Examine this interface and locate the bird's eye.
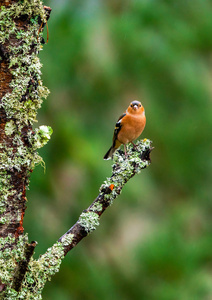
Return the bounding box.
[131,104,133,107]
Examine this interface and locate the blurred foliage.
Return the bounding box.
[24,0,212,299]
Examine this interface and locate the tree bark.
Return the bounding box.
[0,0,51,241]
[0,1,52,298]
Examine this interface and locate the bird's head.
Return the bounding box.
[127,100,145,115]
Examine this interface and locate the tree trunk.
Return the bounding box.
[0,1,52,298]
[0,0,51,239]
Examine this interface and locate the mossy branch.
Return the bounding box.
[20,140,153,298]
[42,139,153,258]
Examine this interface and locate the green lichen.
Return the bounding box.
[18,242,65,299]
[0,1,47,44]
[0,172,15,221]
[0,234,29,289]
[0,140,43,172]
[31,125,53,149]
[4,120,16,136]
[0,237,65,299]
[37,242,64,277]
[60,233,74,246]
[90,202,103,212]
[78,211,100,233]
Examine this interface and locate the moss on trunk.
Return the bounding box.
[0,1,52,298]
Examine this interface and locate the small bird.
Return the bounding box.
[104,100,146,160]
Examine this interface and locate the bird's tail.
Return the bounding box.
[103,146,116,160]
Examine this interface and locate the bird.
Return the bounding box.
[104,100,146,160]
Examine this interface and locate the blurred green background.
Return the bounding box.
[25,0,212,299]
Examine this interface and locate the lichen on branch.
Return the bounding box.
[12,139,152,300]
[58,139,153,255]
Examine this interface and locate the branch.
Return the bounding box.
[13,140,153,297]
[38,139,153,264]
[12,241,37,292]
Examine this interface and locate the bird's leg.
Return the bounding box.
[131,141,137,149]
[124,144,128,158]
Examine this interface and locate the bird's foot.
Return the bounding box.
[131,142,138,150]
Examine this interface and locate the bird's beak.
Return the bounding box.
[133,105,138,110]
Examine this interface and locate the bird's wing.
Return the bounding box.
[112,113,126,145]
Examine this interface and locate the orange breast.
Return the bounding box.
[117,113,146,144]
